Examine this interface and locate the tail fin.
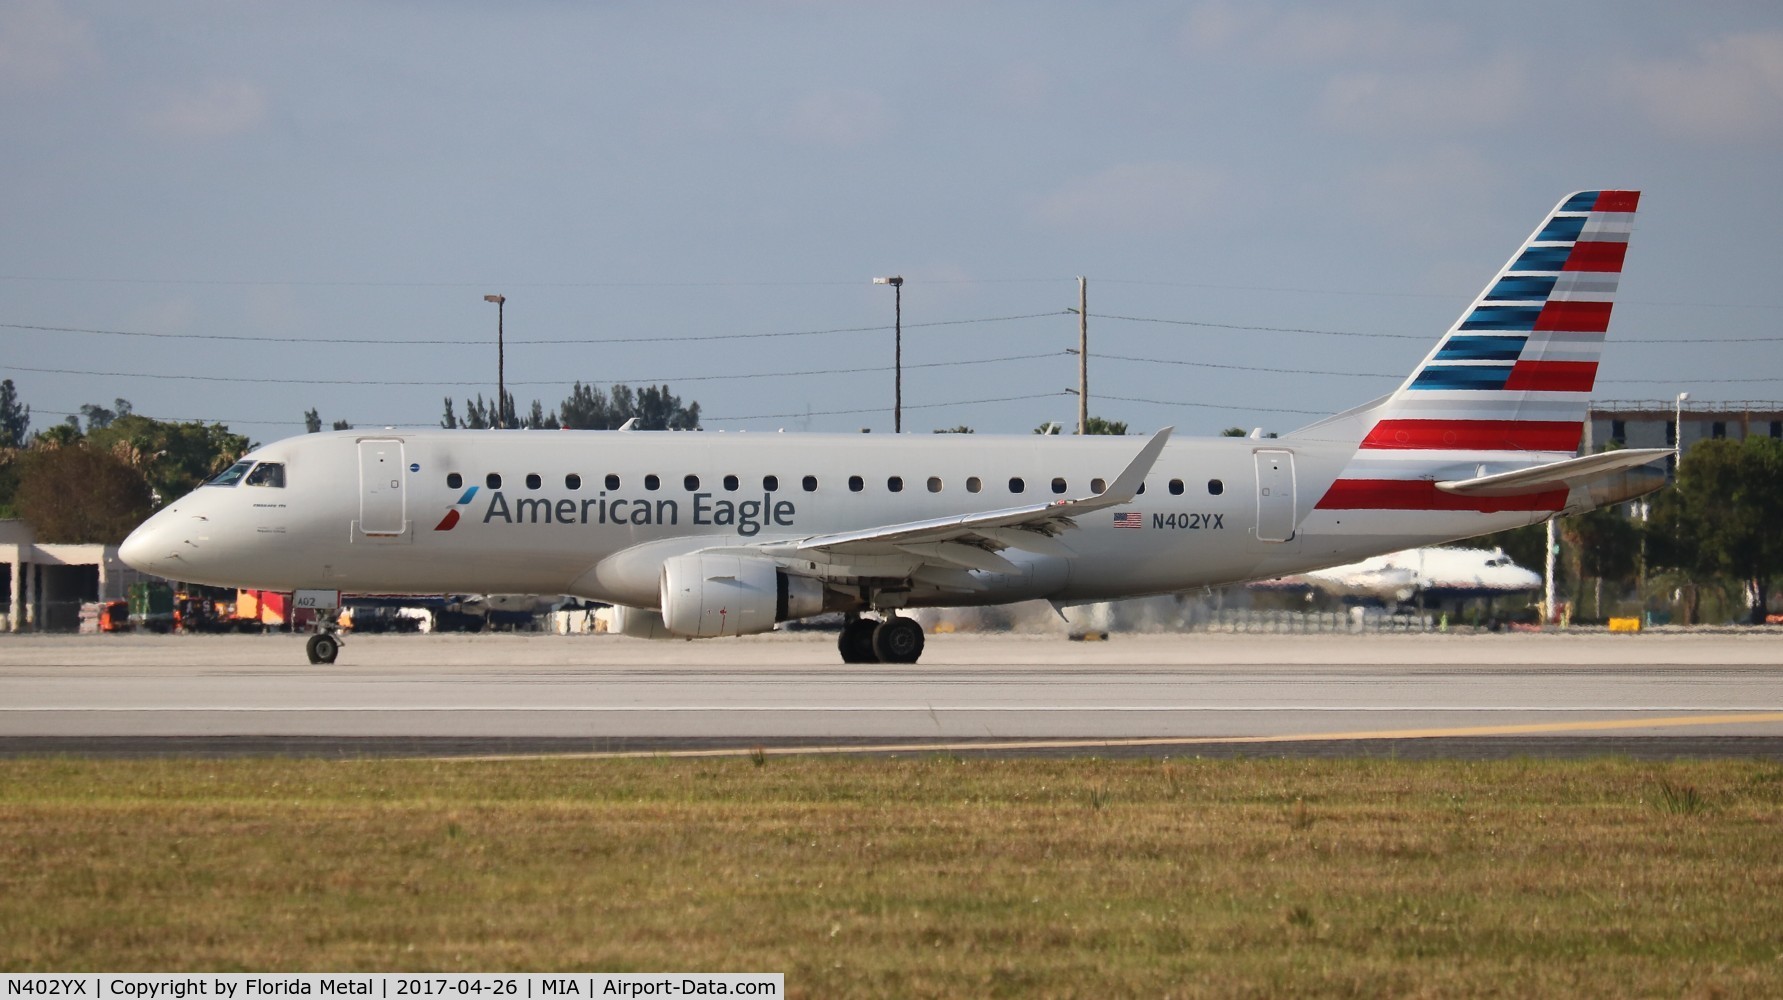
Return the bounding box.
[1315,190,1640,513]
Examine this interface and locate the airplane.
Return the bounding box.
[119,190,1672,665]
[1250,546,1542,607]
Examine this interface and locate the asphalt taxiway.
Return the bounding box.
[1,631,1779,758]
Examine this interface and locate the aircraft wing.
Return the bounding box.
[1435,447,1672,498]
[757,428,1171,580]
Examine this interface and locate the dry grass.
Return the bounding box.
[2,755,1782,997]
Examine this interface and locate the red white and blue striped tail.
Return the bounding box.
[1315,190,1639,514]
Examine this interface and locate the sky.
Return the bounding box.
[4,1,1782,443]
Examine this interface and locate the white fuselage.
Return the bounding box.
[119,427,1547,611]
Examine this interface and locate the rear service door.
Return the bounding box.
[357,438,407,535]
[1254,449,1297,543]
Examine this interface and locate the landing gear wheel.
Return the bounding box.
[871,616,925,664]
[306,633,340,665]
[839,618,879,663]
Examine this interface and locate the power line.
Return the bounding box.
[5,352,1062,389]
[0,311,1066,346]
[1097,393,1328,416]
[703,393,1065,422]
[1097,352,1393,379]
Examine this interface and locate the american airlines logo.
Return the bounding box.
[450,490,797,537]
[433,486,479,531]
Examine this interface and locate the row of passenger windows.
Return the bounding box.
[447,470,1226,497]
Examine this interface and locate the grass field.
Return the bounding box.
[2,755,1781,997]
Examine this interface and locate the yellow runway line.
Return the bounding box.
[424,711,1783,762]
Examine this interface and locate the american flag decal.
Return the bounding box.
[1113,511,1143,529]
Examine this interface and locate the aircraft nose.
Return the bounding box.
[119,513,180,575]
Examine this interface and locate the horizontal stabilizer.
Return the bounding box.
[1436,448,1671,498]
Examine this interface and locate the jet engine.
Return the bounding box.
[660,554,825,637]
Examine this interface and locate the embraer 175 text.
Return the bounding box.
[120,191,1671,664]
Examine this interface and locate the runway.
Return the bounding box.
[1,631,1780,757]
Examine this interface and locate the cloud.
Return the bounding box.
[0,0,96,91]
[1182,1,1460,64]
[1344,145,1502,247]
[1616,32,1783,138]
[781,89,889,146]
[1318,56,1528,133]
[141,79,268,139]
[1035,162,1226,233]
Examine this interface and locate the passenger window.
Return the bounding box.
[887,476,903,493]
[849,475,864,493]
[1051,477,1067,495]
[645,475,660,491]
[802,475,818,492]
[606,474,620,490]
[764,475,779,492]
[526,473,542,490]
[565,474,581,490]
[447,472,463,490]
[1136,483,1146,495]
[1208,479,1224,496]
[1009,477,1025,494]
[207,461,254,487]
[723,474,739,491]
[684,474,700,491]
[1091,478,1106,493]
[927,477,942,493]
[967,477,982,493]
[1169,479,1184,496]
[486,473,502,490]
[245,463,285,488]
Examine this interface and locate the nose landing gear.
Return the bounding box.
[305,630,341,664]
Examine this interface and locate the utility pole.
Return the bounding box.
[1544,516,1557,627]
[1067,278,1090,434]
[484,294,506,429]
[873,276,904,432]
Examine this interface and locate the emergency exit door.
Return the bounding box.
[1254,449,1297,543]
[358,439,406,535]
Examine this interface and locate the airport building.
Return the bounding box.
[1583,400,1783,474]
[0,520,145,632]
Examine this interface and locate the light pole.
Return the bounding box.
[873,276,903,432]
[485,294,506,428]
[1674,391,1690,476]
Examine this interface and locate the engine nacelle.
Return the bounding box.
[660,554,825,637]
[603,604,675,640]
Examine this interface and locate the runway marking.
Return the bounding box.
[427,712,1783,761]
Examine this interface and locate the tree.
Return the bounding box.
[85,414,251,505]
[1220,427,1248,437]
[933,425,974,434]
[1561,505,1641,619]
[78,398,131,431]
[1036,415,1126,435]
[331,419,353,431]
[0,379,29,447]
[304,408,323,434]
[1648,436,1783,623]
[13,445,154,543]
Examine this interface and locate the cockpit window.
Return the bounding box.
[207,461,254,487]
[245,462,286,488]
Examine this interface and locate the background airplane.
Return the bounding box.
[1251,546,1541,608]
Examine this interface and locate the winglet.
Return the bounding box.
[1082,426,1172,506]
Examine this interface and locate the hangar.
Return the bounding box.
[0,520,145,632]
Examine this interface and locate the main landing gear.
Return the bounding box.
[838,613,925,664]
